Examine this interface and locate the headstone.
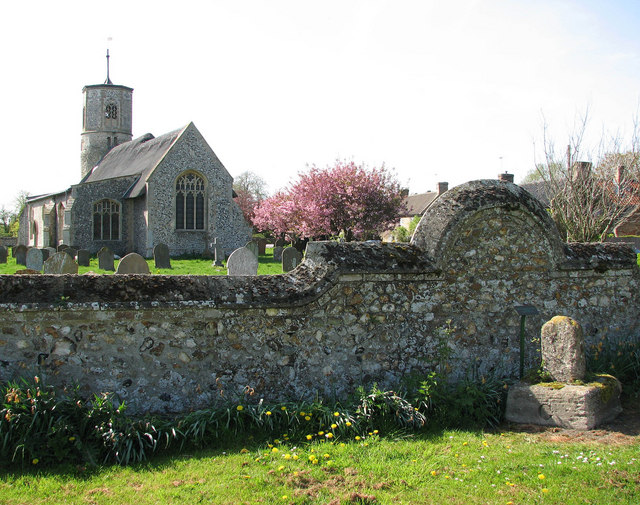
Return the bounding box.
[14,245,28,266]
[0,245,7,264]
[76,249,91,267]
[541,315,586,382]
[65,246,79,259]
[257,239,267,256]
[57,244,69,252]
[115,253,151,274]
[42,248,55,261]
[245,240,259,258]
[97,246,115,271]
[282,247,303,272]
[26,248,44,271]
[43,252,79,274]
[153,243,171,269]
[227,247,258,276]
[212,238,224,267]
[273,239,285,262]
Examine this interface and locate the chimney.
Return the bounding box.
[437,182,448,195]
[498,172,514,183]
[571,161,592,181]
[616,165,625,185]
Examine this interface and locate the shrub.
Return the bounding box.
[587,335,640,392]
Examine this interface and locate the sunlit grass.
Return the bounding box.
[0,247,283,276]
[1,429,638,505]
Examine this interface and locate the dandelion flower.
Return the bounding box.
[324,453,330,459]
[306,435,313,440]
[318,431,324,436]
[538,474,545,480]
[241,448,249,454]
[305,416,311,421]
[334,412,340,417]
[373,430,379,434]
[284,454,291,460]
[300,411,306,416]
[463,442,468,446]
[430,470,437,476]
[331,423,337,429]
[278,465,285,471]
[281,406,287,411]
[266,411,272,416]
[237,405,244,411]
[345,421,352,427]
[542,488,549,493]
[326,433,334,439]
[69,436,76,442]
[293,455,299,460]
[355,436,361,441]
[272,448,279,453]
[32,458,39,465]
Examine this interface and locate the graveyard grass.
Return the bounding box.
[0,248,283,276]
[1,429,638,505]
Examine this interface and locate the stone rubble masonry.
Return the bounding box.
[0,180,638,414]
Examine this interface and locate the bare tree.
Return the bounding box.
[534,112,640,242]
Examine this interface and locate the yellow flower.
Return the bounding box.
[284,454,291,460]
[538,474,545,480]
[325,433,334,439]
[293,455,299,460]
[542,488,549,493]
[266,411,272,416]
[278,465,285,471]
[318,431,324,436]
[323,453,330,459]
[281,495,288,500]
[339,443,346,447]
[345,421,352,427]
[306,434,313,440]
[274,439,281,444]
[300,411,306,416]
[333,412,340,417]
[69,436,76,442]
[240,448,249,454]
[331,423,337,429]
[462,442,468,446]
[305,416,311,421]
[272,447,279,453]
[445,475,450,479]
[32,458,39,465]
[430,470,437,476]
[355,436,361,441]
[237,405,244,411]
[507,502,514,505]
[373,430,379,434]
[281,406,287,411]
[482,440,488,447]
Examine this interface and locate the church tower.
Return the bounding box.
[80,50,133,178]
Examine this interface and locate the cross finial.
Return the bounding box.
[105,48,113,85]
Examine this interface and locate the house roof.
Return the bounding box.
[404,192,439,216]
[82,124,188,198]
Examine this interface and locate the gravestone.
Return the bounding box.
[65,246,79,259]
[42,248,55,261]
[116,253,150,274]
[76,249,91,267]
[282,247,303,272]
[212,238,224,267]
[257,239,267,256]
[57,244,69,252]
[14,245,28,266]
[227,247,258,276]
[97,247,115,271]
[245,240,259,258]
[273,238,285,262]
[541,316,586,382]
[153,243,171,269]
[0,245,7,264]
[43,252,79,274]
[26,248,44,271]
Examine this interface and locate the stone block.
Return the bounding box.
[153,243,171,269]
[282,247,302,272]
[43,252,79,274]
[97,246,115,271]
[26,248,44,271]
[227,246,258,276]
[505,377,622,430]
[541,315,586,382]
[116,253,150,274]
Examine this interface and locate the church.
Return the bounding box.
[19,54,251,257]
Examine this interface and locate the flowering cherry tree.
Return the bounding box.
[253,161,405,241]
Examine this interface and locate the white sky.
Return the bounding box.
[2,0,640,211]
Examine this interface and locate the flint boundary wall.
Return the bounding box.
[1,180,638,414]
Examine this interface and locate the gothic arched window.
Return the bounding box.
[175,172,206,230]
[93,199,120,240]
[105,103,118,119]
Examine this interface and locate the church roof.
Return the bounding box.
[82,125,187,197]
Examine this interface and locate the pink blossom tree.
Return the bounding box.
[253,161,405,241]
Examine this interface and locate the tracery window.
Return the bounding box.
[93,199,120,240]
[175,172,206,230]
[105,103,118,119]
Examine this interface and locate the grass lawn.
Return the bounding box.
[0,248,283,276]
[0,427,638,505]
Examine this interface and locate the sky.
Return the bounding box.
[2,0,640,211]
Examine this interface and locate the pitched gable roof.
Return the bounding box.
[81,125,187,196]
[404,192,439,216]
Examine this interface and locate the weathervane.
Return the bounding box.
[105,38,113,85]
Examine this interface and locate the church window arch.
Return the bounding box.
[175,172,206,230]
[93,199,121,240]
[105,103,118,119]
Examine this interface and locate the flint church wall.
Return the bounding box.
[1,181,638,414]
